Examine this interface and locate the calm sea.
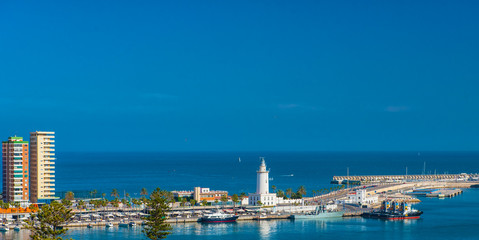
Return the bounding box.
[52,151,479,197]
[1,151,479,239]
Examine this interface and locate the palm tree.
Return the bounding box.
[14,202,20,214]
[271,185,277,193]
[286,188,293,199]
[102,193,106,199]
[231,194,239,213]
[77,200,85,210]
[220,195,228,206]
[201,199,208,206]
[297,186,306,197]
[90,189,98,199]
[111,189,119,198]
[141,188,148,196]
[312,190,316,197]
[65,191,74,201]
[276,189,285,198]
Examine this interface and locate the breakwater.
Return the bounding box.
[332,173,478,183]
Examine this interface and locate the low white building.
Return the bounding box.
[249,158,278,206]
[346,189,378,205]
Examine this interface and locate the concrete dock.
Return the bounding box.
[332,173,478,183]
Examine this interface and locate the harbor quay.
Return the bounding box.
[332,173,479,184]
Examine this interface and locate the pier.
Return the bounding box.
[332,173,478,183]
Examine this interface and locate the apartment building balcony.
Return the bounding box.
[44,165,55,170]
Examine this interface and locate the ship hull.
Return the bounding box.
[363,211,423,220]
[292,211,345,220]
[200,216,239,223]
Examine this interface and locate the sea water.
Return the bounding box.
[1,151,478,239]
[53,151,479,196]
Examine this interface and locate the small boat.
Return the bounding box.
[199,211,239,223]
[129,221,137,227]
[106,222,113,228]
[87,224,93,228]
[118,222,129,228]
[0,225,9,232]
[292,205,344,220]
[14,225,21,231]
[362,201,423,220]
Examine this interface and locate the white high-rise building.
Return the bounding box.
[249,158,277,206]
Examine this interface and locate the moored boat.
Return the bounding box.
[292,205,345,220]
[0,225,9,232]
[363,200,423,220]
[199,211,239,223]
[106,222,113,228]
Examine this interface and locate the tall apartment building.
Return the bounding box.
[2,136,30,203]
[30,131,56,203]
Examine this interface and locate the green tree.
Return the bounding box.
[102,193,106,199]
[220,195,228,205]
[286,188,293,199]
[24,201,74,240]
[297,186,306,197]
[201,199,208,206]
[90,189,98,199]
[189,199,196,207]
[65,191,74,201]
[77,200,85,210]
[111,189,119,198]
[271,185,276,193]
[142,188,173,240]
[141,188,148,196]
[239,192,247,198]
[61,198,72,207]
[276,189,285,198]
[0,200,9,212]
[257,201,263,206]
[231,194,239,213]
[180,198,187,207]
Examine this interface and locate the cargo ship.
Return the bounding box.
[362,200,423,220]
[292,205,344,220]
[199,211,239,223]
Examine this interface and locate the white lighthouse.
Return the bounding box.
[256,158,269,194]
[249,158,277,206]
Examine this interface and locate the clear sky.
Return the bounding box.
[1,0,478,152]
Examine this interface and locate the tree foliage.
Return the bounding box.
[142,188,173,240]
[25,201,74,240]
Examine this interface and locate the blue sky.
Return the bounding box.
[1,0,478,151]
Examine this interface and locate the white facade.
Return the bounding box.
[249,158,278,206]
[346,189,378,205]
